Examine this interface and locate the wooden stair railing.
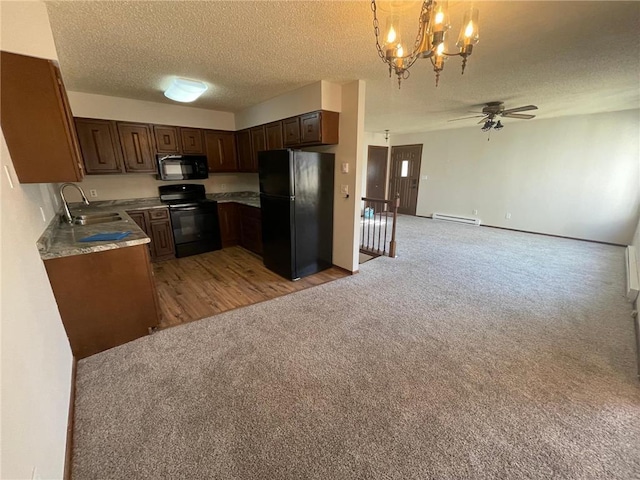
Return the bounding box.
[360,194,400,258]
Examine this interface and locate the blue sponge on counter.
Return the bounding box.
[79,231,131,242]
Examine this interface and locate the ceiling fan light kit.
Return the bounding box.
[448,101,539,136]
[371,0,480,87]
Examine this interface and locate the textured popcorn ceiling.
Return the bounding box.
[45,1,640,134]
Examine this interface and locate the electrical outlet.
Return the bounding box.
[472,209,478,215]
[220,184,226,191]
[505,212,512,219]
[89,189,98,198]
[341,162,349,173]
[340,184,349,195]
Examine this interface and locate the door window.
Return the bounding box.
[401,160,409,177]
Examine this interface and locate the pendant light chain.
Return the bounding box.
[371,0,480,88]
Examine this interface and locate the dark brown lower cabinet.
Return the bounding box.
[239,204,262,255]
[218,202,262,255]
[44,244,160,359]
[218,202,239,247]
[126,208,175,261]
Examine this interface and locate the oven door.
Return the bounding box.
[169,203,221,257]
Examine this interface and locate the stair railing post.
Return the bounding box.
[389,193,400,258]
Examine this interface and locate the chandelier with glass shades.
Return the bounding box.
[371,0,480,87]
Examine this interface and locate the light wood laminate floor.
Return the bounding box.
[153,246,349,329]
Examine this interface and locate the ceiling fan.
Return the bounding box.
[448,101,538,132]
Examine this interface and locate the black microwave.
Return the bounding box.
[156,154,209,181]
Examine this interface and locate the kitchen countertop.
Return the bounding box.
[37,208,150,260]
[37,191,260,260]
[208,192,260,208]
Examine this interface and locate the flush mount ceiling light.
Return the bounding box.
[164,78,208,103]
[371,0,480,87]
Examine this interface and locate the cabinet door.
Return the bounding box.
[127,210,149,233]
[153,126,181,154]
[239,205,263,255]
[150,220,175,261]
[127,209,152,256]
[300,111,321,144]
[0,51,84,183]
[236,129,253,172]
[117,123,156,173]
[265,121,284,150]
[205,130,238,172]
[180,128,204,154]
[218,202,239,247]
[75,118,123,174]
[44,244,159,359]
[283,117,301,147]
[250,126,266,172]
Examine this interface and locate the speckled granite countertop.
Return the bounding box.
[207,192,260,208]
[38,208,149,260]
[37,192,260,260]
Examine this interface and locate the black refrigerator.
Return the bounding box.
[259,149,334,280]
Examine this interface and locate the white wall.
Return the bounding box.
[234,81,325,130]
[1,2,74,479]
[68,91,235,130]
[67,173,259,202]
[314,81,366,272]
[65,92,257,201]
[321,80,342,113]
[392,110,640,244]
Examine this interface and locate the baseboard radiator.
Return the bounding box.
[625,246,639,302]
[432,213,481,226]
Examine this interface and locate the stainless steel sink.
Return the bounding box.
[70,213,123,225]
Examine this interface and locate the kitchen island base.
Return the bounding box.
[44,244,160,359]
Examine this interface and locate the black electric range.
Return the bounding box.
[159,184,221,258]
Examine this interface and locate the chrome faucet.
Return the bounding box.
[59,183,90,223]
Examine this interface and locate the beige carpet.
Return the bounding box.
[71,216,640,479]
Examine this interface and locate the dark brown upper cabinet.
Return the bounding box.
[180,128,204,154]
[117,123,156,173]
[236,129,254,173]
[75,118,124,174]
[1,51,84,183]
[283,117,301,147]
[283,110,339,147]
[265,121,284,150]
[250,126,266,172]
[300,110,339,145]
[71,109,337,177]
[153,125,181,154]
[205,130,237,173]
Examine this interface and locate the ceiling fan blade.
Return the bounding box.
[502,113,536,119]
[447,115,486,122]
[477,118,490,124]
[502,105,538,114]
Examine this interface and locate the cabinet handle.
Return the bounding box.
[132,132,143,164]
[218,138,224,165]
